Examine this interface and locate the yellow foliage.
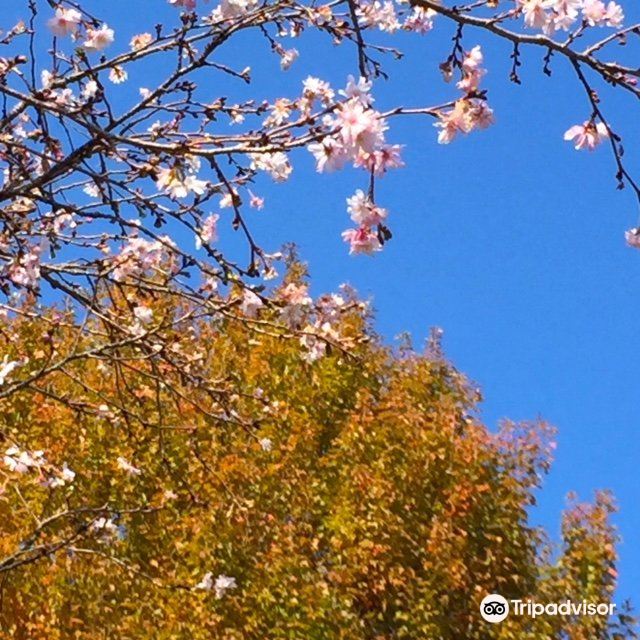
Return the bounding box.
[0,285,633,639]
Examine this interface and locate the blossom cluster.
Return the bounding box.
[435,46,494,145]
[305,76,402,254]
[517,0,623,36]
[156,157,208,199]
[356,0,438,34]
[24,0,639,278]
[196,572,238,598]
[236,282,353,363]
[6,245,42,290]
[308,76,402,176]
[342,190,388,255]
[47,8,114,51]
[112,236,175,282]
[169,0,258,20]
[91,516,121,543]
[249,153,293,182]
[3,445,76,489]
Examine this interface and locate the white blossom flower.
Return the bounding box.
[83,182,100,198]
[214,574,237,598]
[3,446,45,474]
[83,25,115,52]
[92,517,119,543]
[41,69,54,89]
[47,8,82,37]
[109,66,128,84]
[156,166,208,199]
[46,463,76,488]
[249,152,292,182]
[196,572,214,590]
[82,80,99,100]
[625,228,640,249]
[240,289,264,317]
[280,48,299,70]
[195,214,220,249]
[133,306,153,324]
[0,355,20,386]
[117,456,142,476]
[339,75,373,106]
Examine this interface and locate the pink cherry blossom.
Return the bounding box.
[248,191,265,209]
[342,227,382,255]
[91,517,118,542]
[625,228,640,249]
[299,331,328,363]
[47,8,82,37]
[117,456,142,476]
[169,0,198,9]
[457,46,486,93]
[346,190,388,227]
[45,463,76,488]
[564,121,609,150]
[339,75,373,106]
[112,237,171,281]
[133,306,154,324]
[308,137,349,173]
[357,0,401,33]
[156,166,208,198]
[354,144,404,175]
[109,66,128,84]
[302,76,335,104]
[265,99,293,126]
[82,80,99,100]
[604,1,624,26]
[130,33,153,50]
[219,191,237,208]
[3,446,45,474]
[279,282,312,307]
[218,0,258,19]
[279,283,312,326]
[240,289,264,317]
[470,100,495,130]
[435,99,494,144]
[213,574,237,599]
[404,6,437,33]
[550,0,581,30]
[336,101,386,153]
[52,211,77,235]
[83,25,115,52]
[280,49,299,71]
[41,69,54,89]
[519,0,552,31]
[583,0,623,26]
[434,101,470,144]
[249,152,292,182]
[8,246,41,288]
[196,214,220,249]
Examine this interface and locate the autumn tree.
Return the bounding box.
[0,0,639,637]
[0,280,636,639]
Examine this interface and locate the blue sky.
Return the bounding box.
[4,0,640,605]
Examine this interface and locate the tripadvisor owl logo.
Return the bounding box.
[480,594,510,623]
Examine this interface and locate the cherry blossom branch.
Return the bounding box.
[411,0,640,87]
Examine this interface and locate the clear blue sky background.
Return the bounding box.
[4,0,640,606]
